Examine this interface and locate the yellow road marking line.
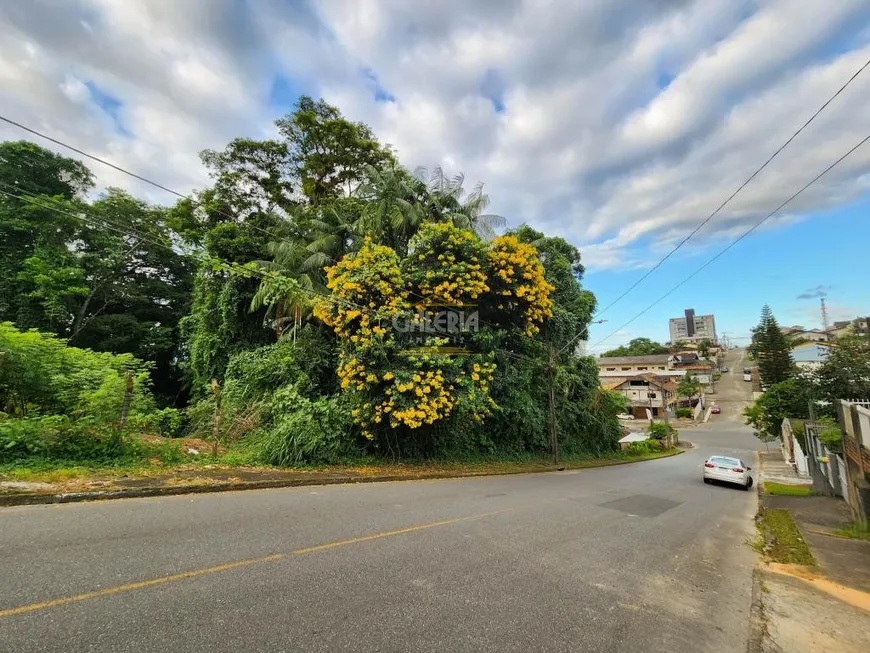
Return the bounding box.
[0,508,512,618]
[292,508,512,555]
[0,554,286,618]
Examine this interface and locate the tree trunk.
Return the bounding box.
[70,287,97,341]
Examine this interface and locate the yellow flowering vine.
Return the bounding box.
[486,234,555,336]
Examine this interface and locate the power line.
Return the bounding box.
[0,184,172,251]
[0,115,548,345]
[591,57,870,322]
[1,184,542,364]
[587,130,870,352]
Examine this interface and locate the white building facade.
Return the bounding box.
[669,308,717,345]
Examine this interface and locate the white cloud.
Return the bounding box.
[1,0,869,270]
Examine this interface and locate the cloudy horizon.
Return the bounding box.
[2,0,869,348]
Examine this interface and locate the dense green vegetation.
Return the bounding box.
[0,96,624,469]
[744,304,870,444]
[749,305,793,387]
[600,337,668,357]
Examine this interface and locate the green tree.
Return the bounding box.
[698,338,712,358]
[356,163,421,255]
[276,96,394,204]
[0,140,93,200]
[743,376,812,439]
[677,373,701,402]
[602,337,669,358]
[813,335,870,405]
[754,305,793,387]
[0,144,195,403]
[420,166,506,240]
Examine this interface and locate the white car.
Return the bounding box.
[617,413,635,420]
[703,455,753,490]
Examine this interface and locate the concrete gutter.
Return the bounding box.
[0,450,683,507]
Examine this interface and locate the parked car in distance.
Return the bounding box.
[617,413,635,420]
[703,455,753,490]
[720,366,729,373]
[710,405,720,414]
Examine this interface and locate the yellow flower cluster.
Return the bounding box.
[409,223,489,307]
[337,357,367,390]
[314,240,409,347]
[487,235,555,336]
[338,353,498,434]
[383,368,454,428]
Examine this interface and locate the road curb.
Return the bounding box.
[747,566,771,653]
[0,450,683,507]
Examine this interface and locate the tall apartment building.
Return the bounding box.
[669,308,717,345]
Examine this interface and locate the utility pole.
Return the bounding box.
[547,342,559,465]
[661,384,672,448]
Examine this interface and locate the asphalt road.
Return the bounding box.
[0,352,759,653]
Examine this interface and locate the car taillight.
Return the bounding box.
[704,463,714,468]
[732,467,744,473]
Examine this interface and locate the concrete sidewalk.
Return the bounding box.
[754,493,870,653]
[764,494,870,593]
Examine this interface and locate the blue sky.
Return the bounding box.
[585,195,870,351]
[0,0,869,351]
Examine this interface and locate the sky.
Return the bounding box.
[1,0,869,352]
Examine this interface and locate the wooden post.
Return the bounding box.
[119,371,134,430]
[211,378,222,459]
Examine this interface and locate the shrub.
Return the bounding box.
[675,408,692,419]
[627,439,662,455]
[817,417,843,452]
[128,407,184,438]
[256,388,358,466]
[648,422,676,440]
[0,322,154,417]
[0,415,128,463]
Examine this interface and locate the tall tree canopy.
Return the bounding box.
[0,94,625,465]
[753,305,793,387]
[601,337,669,358]
[0,145,194,403]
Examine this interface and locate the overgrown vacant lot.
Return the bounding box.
[1,102,645,481]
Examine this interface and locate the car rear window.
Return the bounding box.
[709,456,739,466]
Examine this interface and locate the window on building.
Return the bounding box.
[658,366,665,370]
[606,367,616,371]
[621,367,631,371]
[637,366,647,371]
[648,392,657,399]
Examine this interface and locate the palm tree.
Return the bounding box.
[355,163,421,255]
[418,166,506,240]
[251,200,361,336]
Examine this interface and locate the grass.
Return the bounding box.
[756,507,816,566]
[0,448,680,488]
[832,522,870,541]
[0,458,159,482]
[762,482,813,497]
